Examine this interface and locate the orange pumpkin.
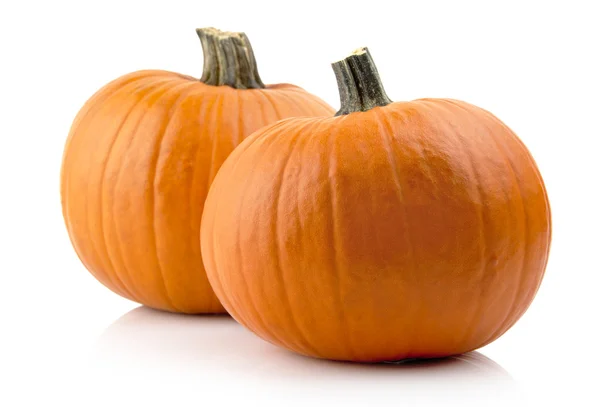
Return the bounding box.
[201,48,552,361]
[60,28,334,314]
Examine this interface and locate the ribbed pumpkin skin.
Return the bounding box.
[201,98,551,360]
[61,70,334,314]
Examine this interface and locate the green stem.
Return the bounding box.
[196,27,265,89]
[332,47,392,116]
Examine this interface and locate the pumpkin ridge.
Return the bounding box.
[438,99,506,348]
[205,166,232,315]
[505,193,551,324]
[61,77,151,296]
[471,159,516,344]
[62,76,156,241]
[207,93,225,184]
[200,92,236,314]
[251,86,281,126]
[216,124,284,317]
[466,107,522,347]
[209,122,298,339]
[62,75,148,168]
[293,118,335,354]
[186,90,213,297]
[433,101,491,349]
[492,153,547,337]
[458,108,520,349]
[230,123,304,347]
[230,92,276,337]
[110,79,190,300]
[234,90,245,146]
[152,82,207,313]
[292,122,315,344]
[182,87,223,313]
[107,78,187,307]
[325,115,360,360]
[227,95,304,341]
[271,119,324,356]
[98,87,159,301]
[453,102,529,347]
[225,89,264,321]
[259,88,284,119]
[204,101,281,322]
[110,80,180,308]
[148,82,202,312]
[463,101,544,342]
[205,91,245,313]
[87,79,178,299]
[473,104,553,297]
[285,118,340,357]
[374,108,420,358]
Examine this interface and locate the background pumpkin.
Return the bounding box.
[60,28,334,314]
[201,47,552,361]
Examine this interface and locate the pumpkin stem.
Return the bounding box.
[332,47,392,116]
[196,27,265,89]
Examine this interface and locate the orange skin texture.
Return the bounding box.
[60,70,334,314]
[201,98,552,361]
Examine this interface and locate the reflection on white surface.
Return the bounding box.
[91,306,524,406]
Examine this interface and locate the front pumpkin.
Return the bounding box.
[201,48,551,360]
[60,28,334,313]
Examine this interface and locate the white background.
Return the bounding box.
[1,0,599,405]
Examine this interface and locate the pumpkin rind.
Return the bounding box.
[60,31,334,314]
[201,49,551,360]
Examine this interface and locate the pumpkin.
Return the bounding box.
[60,28,334,314]
[201,47,552,361]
